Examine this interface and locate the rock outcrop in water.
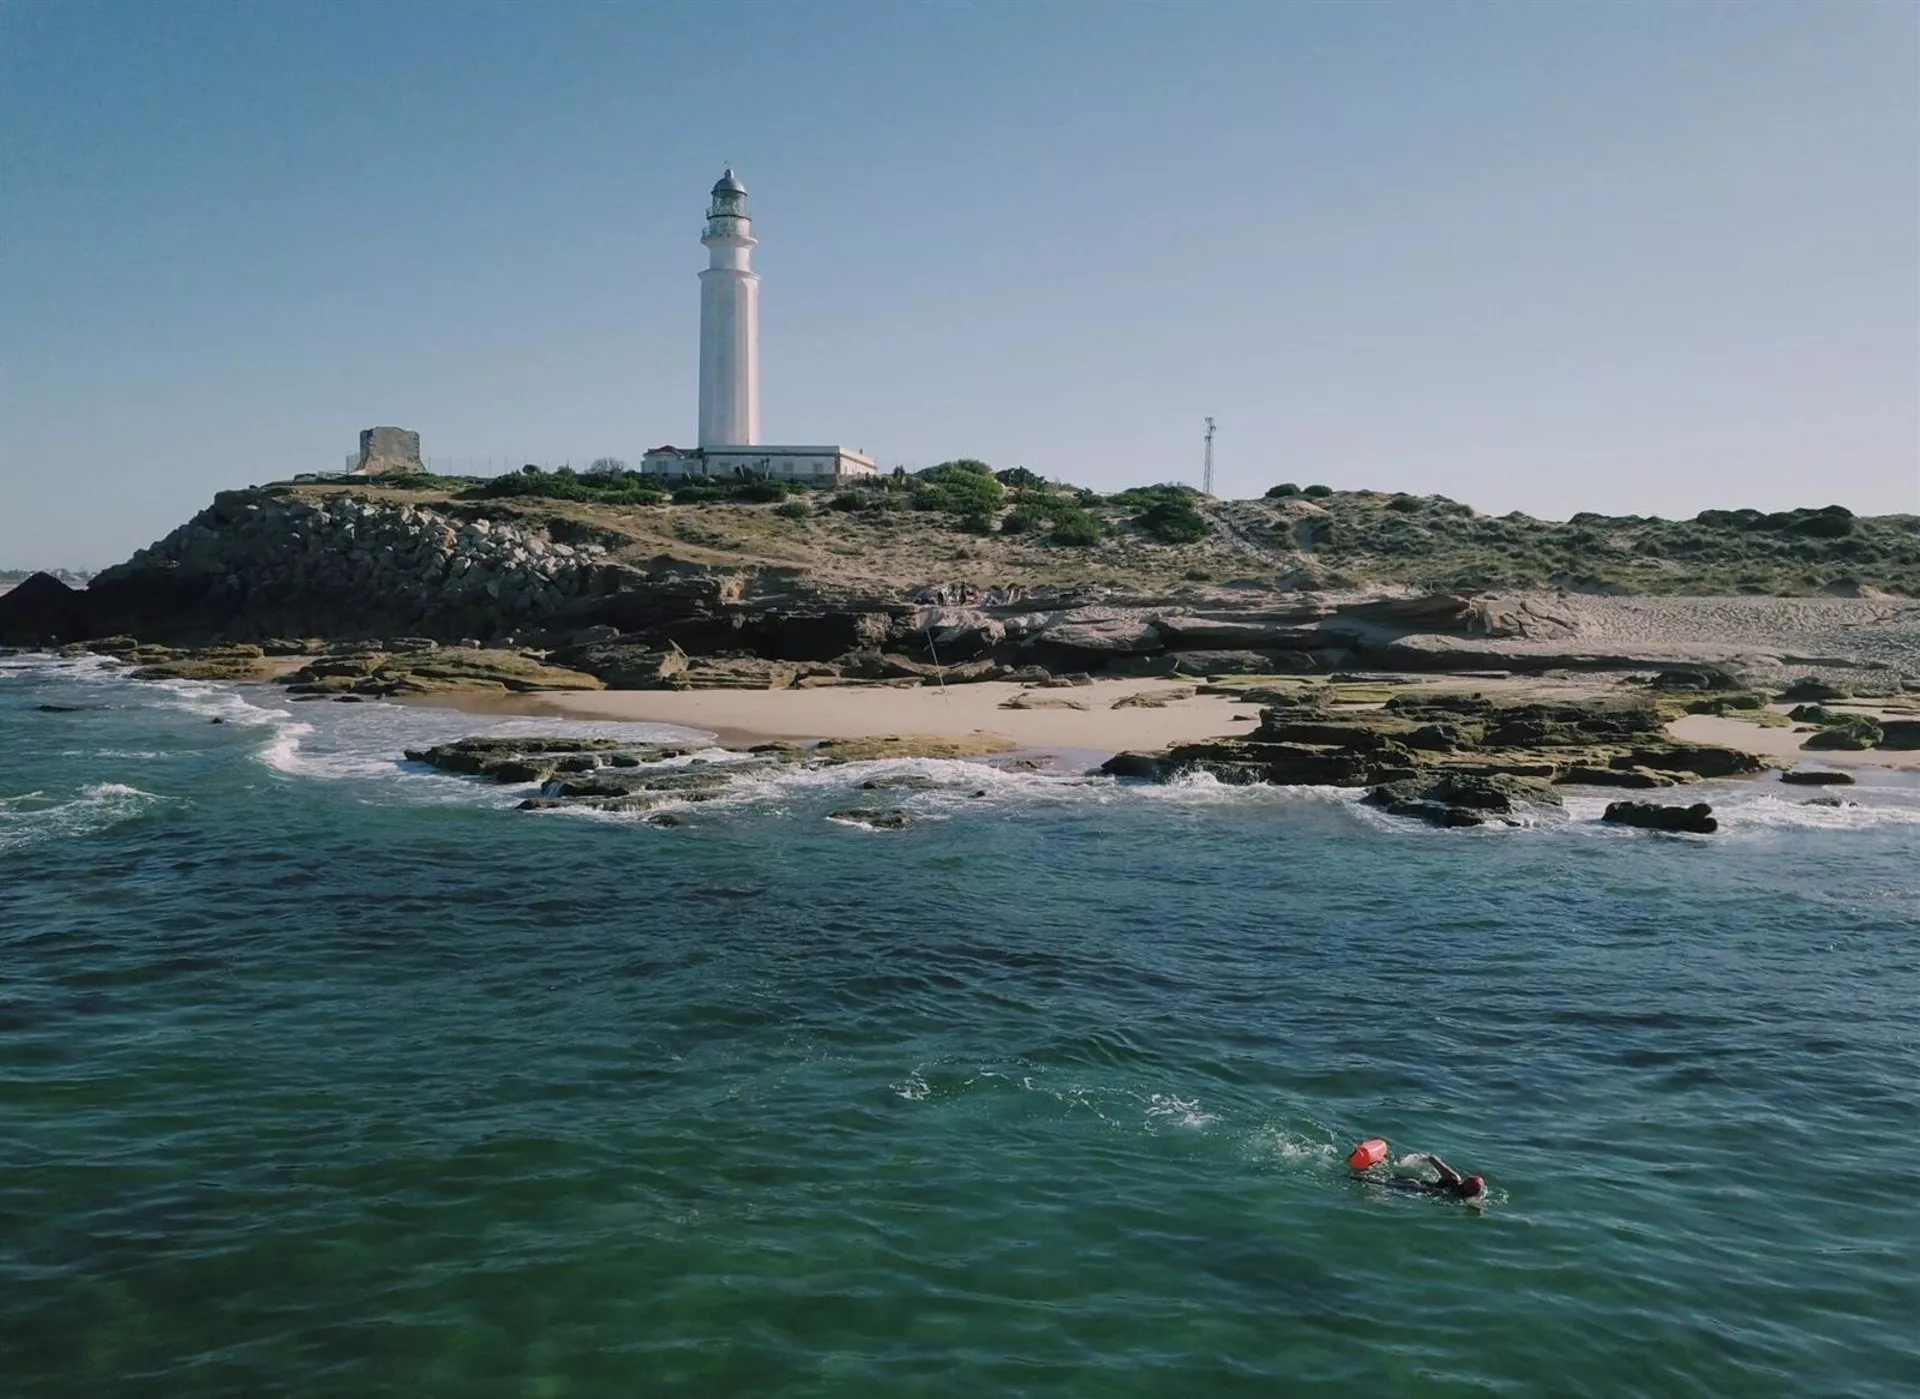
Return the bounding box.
[1601,800,1718,834]
[404,734,1007,820]
[1103,691,1765,823]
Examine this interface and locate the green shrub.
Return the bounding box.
[1000,506,1040,534]
[829,492,865,512]
[671,484,727,505]
[774,499,810,520]
[918,459,995,481]
[1135,498,1210,544]
[1107,483,1197,511]
[995,466,1046,489]
[1049,512,1103,547]
[911,468,1004,516]
[1787,511,1854,539]
[735,480,790,503]
[1303,484,1333,498]
[1388,494,1424,513]
[373,472,466,493]
[466,473,663,506]
[1265,483,1301,499]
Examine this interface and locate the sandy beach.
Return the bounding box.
[405,677,1270,750]
[400,676,1920,773]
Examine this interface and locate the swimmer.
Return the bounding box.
[1348,1141,1487,1203]
[1383,1153,1487,1203]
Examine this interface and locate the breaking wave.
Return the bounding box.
[0,781,175,854]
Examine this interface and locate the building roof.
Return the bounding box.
[712,167,746,196]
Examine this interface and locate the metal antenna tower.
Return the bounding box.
[1202,417,1216,496]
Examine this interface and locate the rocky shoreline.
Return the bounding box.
[6,477,1918,827]
[5,485,1919,700]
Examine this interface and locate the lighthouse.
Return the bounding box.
[642,170,875,483]
[697,168,759,448]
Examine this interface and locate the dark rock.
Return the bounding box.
[1681,692,1769,715]
[827,806,915,830]
[403,736,625,773]
[0,573,89,645]
[1778,677,1851,702]
[1556,764,1674,788]
[1602,800,1717,834]
[1620,743,1765,778]
[858,774,938,791]
[1364,772,1561,828]
[548,640,688,689]
[1804,717,1882,751]
[1650,666,1744,691]
[1876,720,1920,751]
[35,703,91,713]
[1800,797,1856,808]
[1780,769,1855,786]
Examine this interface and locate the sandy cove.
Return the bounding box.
[398,676,1920,773]
[404,677,1270,751]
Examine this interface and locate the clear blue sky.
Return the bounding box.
[2,0,1915,567]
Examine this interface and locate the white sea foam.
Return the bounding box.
[0,780,175,854]
[1144,1093,1219,1129]
[37,656,1920,838]
[892,1071,931,1101]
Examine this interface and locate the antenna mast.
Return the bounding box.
[1202,417,1216,496]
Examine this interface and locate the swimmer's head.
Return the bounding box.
[1460,1175,1487,1199]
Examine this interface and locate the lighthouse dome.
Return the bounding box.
[712,168,746,196]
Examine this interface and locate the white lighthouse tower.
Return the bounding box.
[643,170,875,484]
[697,168,759,448]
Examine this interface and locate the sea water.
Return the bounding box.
[3,652,1918,1397]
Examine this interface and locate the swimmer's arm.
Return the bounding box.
[1424,1155,1464,1188]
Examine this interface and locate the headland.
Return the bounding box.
[4,467,1916,824]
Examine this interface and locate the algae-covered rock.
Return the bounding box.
[1804,717,1882,751]
[1556,764,1675,789]
[1780,769,1855,786]
[1622,742,1765,778]
[281,647,603,697]
[813,734,1016,761]
[1104,692,1763,800]
[403,736,627,773]
[128,644,275,682]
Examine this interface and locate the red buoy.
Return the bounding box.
[1347,1138,1389,1170]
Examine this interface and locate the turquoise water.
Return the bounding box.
[4,654,1919,1397]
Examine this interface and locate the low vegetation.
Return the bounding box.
[328,465,1917,596]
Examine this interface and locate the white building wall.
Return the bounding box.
[697,265,759,447]
[642,447,877,482]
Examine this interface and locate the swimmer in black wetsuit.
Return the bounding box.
[1383,1153,1487,1203]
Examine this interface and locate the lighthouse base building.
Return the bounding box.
[641,170,878,485]
[641,444,876,482]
